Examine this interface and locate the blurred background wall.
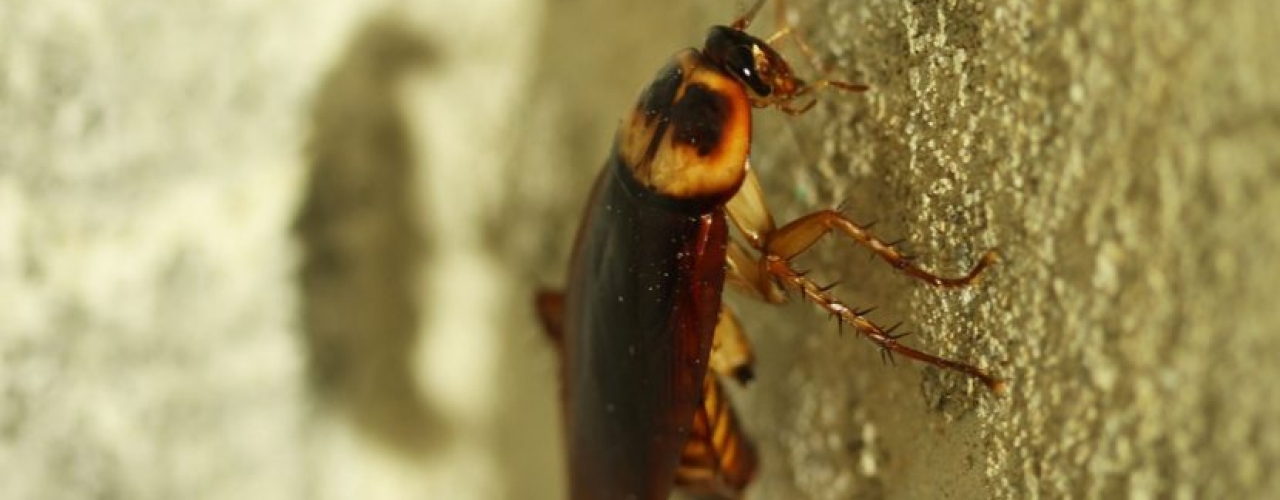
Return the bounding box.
[2,0,555,498]
[3,0,1279,499]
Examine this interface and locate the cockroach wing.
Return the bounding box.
[560,155,728,500]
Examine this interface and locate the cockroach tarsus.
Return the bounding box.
[536,1,1004,498]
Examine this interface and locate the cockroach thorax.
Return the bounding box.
[618,50,751,202]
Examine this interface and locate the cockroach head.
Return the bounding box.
[703,25,802,104]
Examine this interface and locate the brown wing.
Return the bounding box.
[559,158,730,499]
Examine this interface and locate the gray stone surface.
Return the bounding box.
[5,0,1280,499]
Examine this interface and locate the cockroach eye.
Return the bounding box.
[704,25,773,97]
[727,45,772,97]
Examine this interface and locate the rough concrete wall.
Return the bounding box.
[775,1,1280,499]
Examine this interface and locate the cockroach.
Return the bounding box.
[535,1,1003,498]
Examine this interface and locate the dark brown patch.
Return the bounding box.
[671,83,729,157]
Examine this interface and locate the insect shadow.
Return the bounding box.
[294,13,441,457]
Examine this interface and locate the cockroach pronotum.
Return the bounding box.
[535,1,1004,498]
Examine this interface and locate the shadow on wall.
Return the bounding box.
[293,14,440,457]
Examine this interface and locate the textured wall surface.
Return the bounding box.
[765,2,1280,499]
[4,0,1279,499]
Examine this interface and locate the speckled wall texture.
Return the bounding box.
[3,0,1279,499]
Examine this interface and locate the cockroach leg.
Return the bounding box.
[764,0,870,97]
[763,255,1006,393]
[782,82,871,117]
[534,289,566,347]
[723,161,993,291]
[675,373,758,498]
[764,209,999,288]
[814,80,871,93]
[764,0,807,52]
[710,306,757,385]
[774,80,871,116]
[795,79,871,99]
[724,162,776,247]
[765,5,821,77]
[778,99,817,116]
[724,169,1003,392]
[764,25,792,45]
[726,241,786,303]
[730,0,768,31]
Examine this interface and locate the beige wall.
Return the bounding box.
[3,0,1279,499]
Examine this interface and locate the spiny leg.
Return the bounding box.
[727,167,995,287]
[766,209,998,288]
[724,168,1004,392]
[762,254,1004,392]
